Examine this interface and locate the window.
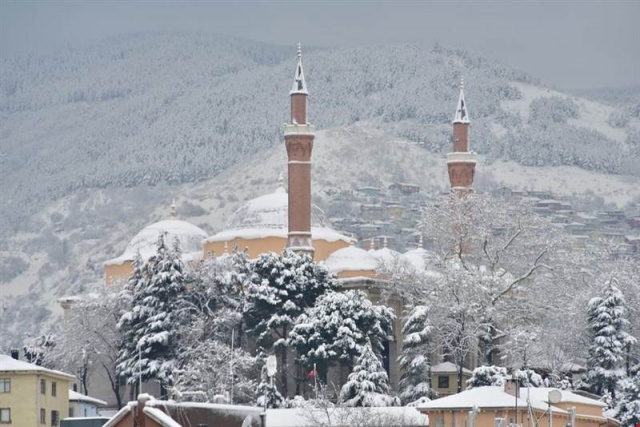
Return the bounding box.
[438,375,450,389]
[0,408,10,424]
[68,408,74,418]
[0,380,9,393]
[435,416,445,427]
[51,382,56,397]
[51,410,59,427]
[40,379,46,394]
[40,409,45,424]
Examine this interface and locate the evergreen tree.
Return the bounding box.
[466,365,508,388]
[288,290,393,383]
[583,280,635,399]
[339,342,393,407]
[256,361,284,409]
[23,334,56,367]
[116,233,189,393]
[613,371,640,427]
[398,305,434,403]
[513,368,543,387]
[243,249,338,395]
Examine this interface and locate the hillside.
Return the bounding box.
[2,32,639,237]
[1,32,639,348]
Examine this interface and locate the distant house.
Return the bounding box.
[0,353,75,427]
[418,384,619,427]
[68,389,107,418]
[430,362,473,397]
[389,182,421,195]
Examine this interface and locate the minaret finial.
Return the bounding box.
[418,234,424,249]
[297,42,302,59]
[383,236,388,249]
[369,238,375,251]
[170,199,177,218]
[460,76,464,90]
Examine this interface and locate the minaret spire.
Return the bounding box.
[447,77,476,194]
[284,44,315,257]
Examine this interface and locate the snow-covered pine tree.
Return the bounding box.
[288,289,393,383]
[513,369,543,387]
[339,341,393,407]
[466,365,508,389]
[22,334,56,367]
[116,233,189,394]
[583,280,636,400]
[613,370,640,427]
[397,304,434,403]
[256,360,284,409]
[243,249,339,395]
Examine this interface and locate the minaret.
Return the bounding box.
[285,44,315,257]
[447,79,476,194]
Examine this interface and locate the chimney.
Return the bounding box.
[504,377,520,398]
[10,349,19,360]
[136,393,153,427]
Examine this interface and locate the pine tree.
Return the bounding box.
[243,249,338,395]
[583,280,635,399]
[398,305,434,403]
[23,334,56,367]
[256,362,284,409]
[613,371,640,427]
[288,290,393,383]
[116,233,189,393]
[513,369,543,387]
[339,342,393,407]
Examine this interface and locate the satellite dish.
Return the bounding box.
[266,355,277,377]
[548,389,562,404]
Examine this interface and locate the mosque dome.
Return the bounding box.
[402,247,435,271]
[105,219,208,266]
[324,245,379,275]
[206,185,351,244]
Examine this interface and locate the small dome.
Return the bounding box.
[372,247,401,265]
[402,248,436,271]
[106,219,207,265]
[325,245,378,275]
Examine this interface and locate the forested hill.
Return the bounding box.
[1,32,639,237]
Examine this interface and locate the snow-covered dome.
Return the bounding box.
[206,187,350,243]
[402,247,435,271]
[324,245,379,275]
[105,219,208,266]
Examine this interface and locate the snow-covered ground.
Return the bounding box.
[501,82,627,142]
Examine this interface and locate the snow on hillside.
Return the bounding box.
[501,82,627,142]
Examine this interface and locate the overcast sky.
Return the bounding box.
[1,0,639,90]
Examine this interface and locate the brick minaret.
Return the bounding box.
[447,79,476,194]
[285,44,315,256]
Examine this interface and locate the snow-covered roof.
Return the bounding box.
[290,43,308,95]
[105,219,208,266]
[453,85,470,124]
[418,386,563,413]
[143,407,181,427]
[0,354,75,380]
[324,245,379,274]
[431,361,473,375]
[524,388,607,408]
[69,389,108,406]
[205,189,351,244]
[266,407,428,427]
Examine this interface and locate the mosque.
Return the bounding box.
[102,45,476,396]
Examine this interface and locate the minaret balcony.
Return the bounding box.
[446,151,477,164]
[284,123,316,136]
